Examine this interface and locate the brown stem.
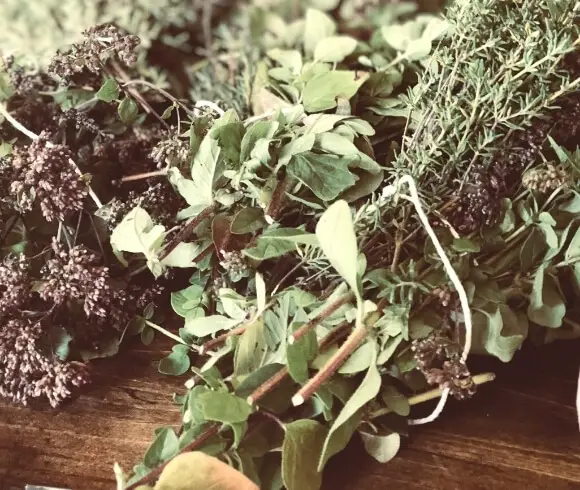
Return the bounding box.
[200,326,246,354]
[125,424,220,489]
[247,367,289,406]
[292,325,368,406]
[121,169,168,182]
[160,205,217,260]
[109,60,170,129]
[266,174,290,220]
[289,292,355,344]
[247,321,352,406]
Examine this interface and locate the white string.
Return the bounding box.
[576,366,580,431]
[383,175,473,425]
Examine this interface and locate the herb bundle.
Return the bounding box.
[1,0,579,489]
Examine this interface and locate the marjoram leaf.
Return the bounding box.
[282,419,328,490]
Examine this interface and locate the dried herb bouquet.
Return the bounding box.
[0,0,579,489]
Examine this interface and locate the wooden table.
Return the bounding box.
[0,339,578,490]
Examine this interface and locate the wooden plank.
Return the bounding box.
[0,339,578,489]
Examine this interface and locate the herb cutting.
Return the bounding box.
[0,1,578,489]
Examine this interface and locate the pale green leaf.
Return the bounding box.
[282,420,328,490]
[96,78,119,102]
[161,242,202,268]
[110,206,165,261]
[315,200,360,297]
[472,305,528,362]
[319,341,380,470]
[143,427,179,468]
[527,267,566,328]
[267,49,303,75]
[314,36,358,63]
[288,153,357,201]
[199,391,252,424]
[381,386,410,416]
[315,132,381,174]
[338,340,373,374]
[359,431,400,463]
[302,71,367,113]
[243,227,319,261]
[184,315,239,337]
[278,134,316,167]
[234,318,267,377]
[240,121,279,163]
[118,97,138,123]
[303,8,336,54]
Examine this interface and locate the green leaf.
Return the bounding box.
[359,431,400,463]
[154,452,259,490]
[199,391,252,424]
[231,208,267,234]
[212,121,245,167]
[338,340,373,374]
[318,410,362,471]
[288,153,357,201]
[381,386,410,416]
[377,333,403,364]
[161,242,203,268]
[118,97,138,123]
[171,284,205,318]
[184,315,239,337]
[565,227,580,263]
[319,341,380,470]
[110,207,165,274]
[303,8,336,54]
[472,305,528,362]
[314,36,358,63]
[527,267,566,328]
[234,318,267,378]
[0,72,14,101]
[278,134,316,167]
[243,227,319,261]
[282,420,328,490]
[315,133,380,174]
[287,326,318,383]
[302,71,367,113]
[158,345,191,376]
[235,364,286,398]
[174,134,222,213]
[96,78,119,102]
[315,200,361,299]
[267,48,303,75]
[161,104,175,120]
[0,139,13,158]
[143,427,179,468]
[240,121,279,163]
[452,238,481,253]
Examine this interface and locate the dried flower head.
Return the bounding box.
[220,250,250,283]
[412,329,475,400]
[522,163,573,193]
[150,135,191,169]
[48,23,140,80]
[40,239,117,318]
[0,255,30,317]
[0,319,89,407]
[10,134,87,221]
[100,182,181,230]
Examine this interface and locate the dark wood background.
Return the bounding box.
[0,339,578,490]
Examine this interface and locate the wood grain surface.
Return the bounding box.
[0,339,578,490]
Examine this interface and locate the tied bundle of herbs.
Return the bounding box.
[0,0,578,489]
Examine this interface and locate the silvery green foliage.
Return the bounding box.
[0,0,206,66]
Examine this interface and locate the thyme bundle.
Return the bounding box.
[1,0,579,489]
